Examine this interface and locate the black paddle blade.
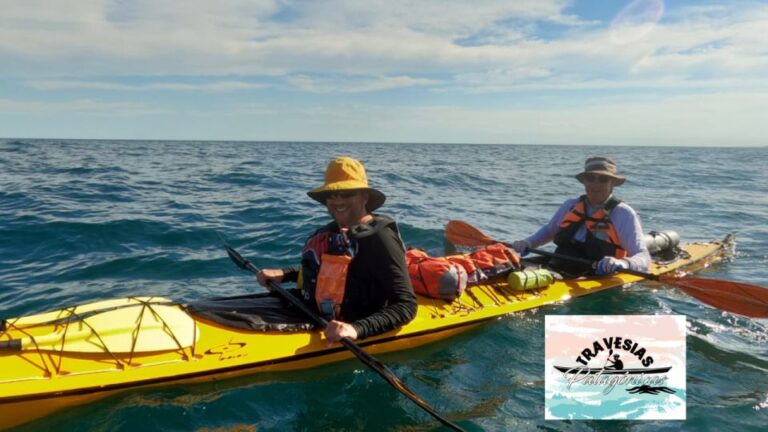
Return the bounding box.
[341,342,465,431]
[225,246,250,270]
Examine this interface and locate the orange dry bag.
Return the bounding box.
[406,248,468,300]
[468,243,521,279]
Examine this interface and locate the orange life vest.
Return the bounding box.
[300,227,356,320]
[554,195,627,260]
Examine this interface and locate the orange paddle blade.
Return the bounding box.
[661,275,768,318]
[445,220,496,247]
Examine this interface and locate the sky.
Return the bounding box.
[1,0,766,146]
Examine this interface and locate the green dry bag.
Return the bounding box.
[507,269,554,291]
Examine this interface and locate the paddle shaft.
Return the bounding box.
[446,220,767,318]
[0,327,122,352]
[225,246,465,432]
[2,299,174,331]
[0,304,197,353]
[0,328,94,351]
[525,247,661,281]
[521,246,766,318]
[444,219,659,280]
[0,339,21,350]
[520,237,766,318]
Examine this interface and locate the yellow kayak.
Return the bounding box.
[0,235,732,429]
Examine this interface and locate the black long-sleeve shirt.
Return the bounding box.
[283,215,417,339]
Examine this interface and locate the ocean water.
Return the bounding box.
[1,139,767,431]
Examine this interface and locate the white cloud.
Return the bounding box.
[0,97,163,114]
[0,0,573,76]
[2,0,766,90]
[26,79,269,92]
[1,1,767,144]
[288,75,439,93]
[275,0,572,36]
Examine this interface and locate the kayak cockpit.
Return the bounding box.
[185,292,315,332]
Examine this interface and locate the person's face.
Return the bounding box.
[582,173,616,206]
[324,190,369,227]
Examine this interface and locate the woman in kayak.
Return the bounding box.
[511,156,651,276]
[256,157,417,343]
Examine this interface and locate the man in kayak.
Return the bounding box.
[256,157,417,343]
[606,354,624,371]
[511,156,650,276]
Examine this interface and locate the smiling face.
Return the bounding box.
[582,173,617,206]
[324,190,370,228]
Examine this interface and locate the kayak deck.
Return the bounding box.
[0,235,733,429]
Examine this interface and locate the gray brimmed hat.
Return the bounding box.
[575,156,626,186]
[307,157,386,211]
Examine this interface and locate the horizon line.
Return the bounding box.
[2,137,764,149]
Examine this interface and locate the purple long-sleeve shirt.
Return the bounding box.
[525,196,651,271]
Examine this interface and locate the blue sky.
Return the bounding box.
[1,0,766,146]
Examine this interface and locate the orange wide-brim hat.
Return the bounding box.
[307,157,386,211]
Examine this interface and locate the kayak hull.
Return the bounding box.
[0,321,481,429]
[0,236,732,429]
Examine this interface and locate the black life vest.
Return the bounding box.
[299,215,402,320]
